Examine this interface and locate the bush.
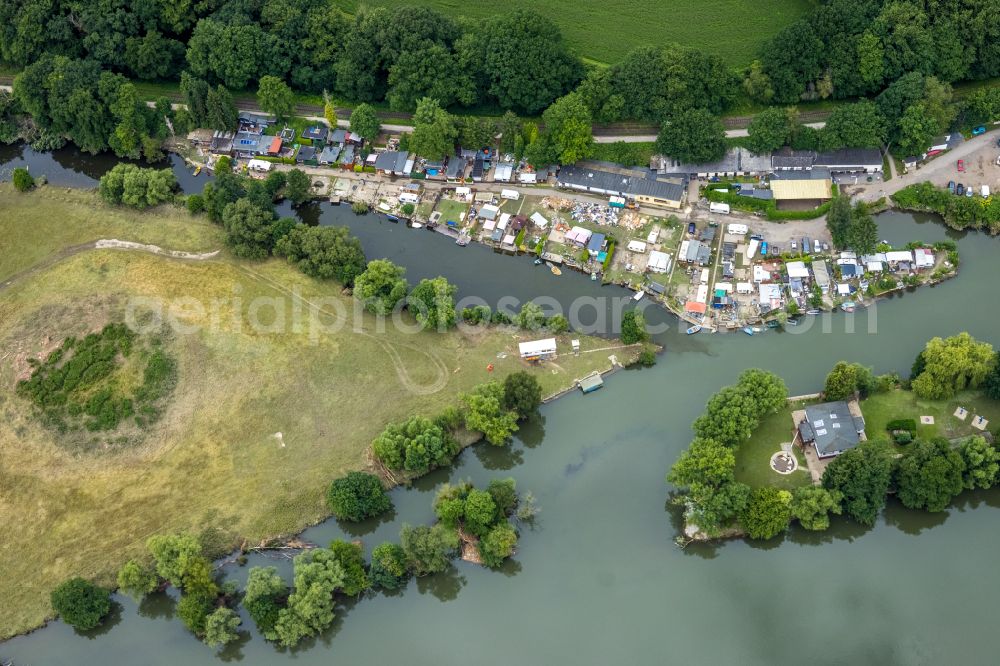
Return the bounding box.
[620,310,648,345]
[502,371,543,419]
[50,578,111,630]
[885,418,917,435]
[12,166,35,192]
[637,347,657,367]
[479,522,519,568]
[401,203,415,215]
[372,415,458,472]
[326,472,392,522]
[186,194,206,214]
[98,163,178,208]
[369,542,408,590]
[739,487,791,540]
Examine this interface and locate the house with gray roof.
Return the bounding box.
[317,145,341,165]
[652,147,772,178]
[556,165,685,209]
[798,401,866,458]
[374,150,411,176]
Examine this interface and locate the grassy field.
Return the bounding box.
[860,389,1000,444]
[0,189,626,638]
[0,186,222,281]
[343,0,817,66]
[735,401,812,490]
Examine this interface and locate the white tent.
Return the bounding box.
[530,211,549,229]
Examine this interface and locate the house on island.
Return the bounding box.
[797,401,867,458]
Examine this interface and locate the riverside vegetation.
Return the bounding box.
[0,182,622,639]
[668,333,1000,540]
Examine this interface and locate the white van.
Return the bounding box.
[710,202,731,214]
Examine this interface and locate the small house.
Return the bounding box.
[587,232,607,256]
[566,226,592,247]
[330,128,348,145]
[317,145,341,165]
[914,248,935,269]
[446,157,467,182]
[296,145,317,164]
[529,212,549,230]
[301,126,328,143]
[627,240,647,254]
[519,338,557,361]
[798,401,866,458]
[494,162,514,182]
[647,250,671,274]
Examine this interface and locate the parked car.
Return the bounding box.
[972,126,986,136]
[966,187,973,197]
[948,180,956,193]
[958,159,965,172]
[956,183,965,195]
[791,240,798,250]
[687,222,696,235]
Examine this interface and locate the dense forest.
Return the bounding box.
[1,0,998,159]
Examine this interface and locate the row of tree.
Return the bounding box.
[893,182,1000,235]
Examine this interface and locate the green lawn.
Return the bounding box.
[860,389,1000,444]
[735,401,812,490]
[341,0,817,66]
[433,198,469,225]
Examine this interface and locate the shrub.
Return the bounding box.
[369,542,408,590]
[401,203,415,215]
[326,472,392,522]
[885,418,917,435]
[372,415,458,472]
[186,194,206,214]
[637,347,657,367]
[620,310,648,345]
[502,371,543,419]
[12,166,35,192]
[50,578,111,631]
[739,487,792,540]
[479,522,519,568]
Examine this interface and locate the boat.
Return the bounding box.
[686,325,702,335]
[550,265,562,276]
[840,301,856,313]
[455,236,469,247]
[805,309,821,315]
[786,318,799,326]
[590,272,598,281]
[632,290,644,301]
[386,214,400,222]
[766,320,781,329]
[410,222,423,229]
[742,326,755,336]
[193,165,202,176]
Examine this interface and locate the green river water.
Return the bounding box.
[2,147,999,664]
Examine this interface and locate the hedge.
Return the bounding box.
[705,183,838,221]
[602,242,616,272]
[885,418,917,434]
[258,156,295,165]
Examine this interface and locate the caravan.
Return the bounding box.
[709,202,731,215]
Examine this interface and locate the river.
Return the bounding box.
[2,147,999,664]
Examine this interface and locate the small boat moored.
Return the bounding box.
[534,257,543,265]
[550,265,562,276]
[632,290,644,301]
[386,214,400,223]
[766,320,781,329]
[742,326,755,336]
[805,309,821,315]
[410,222,423,229]
[840,301,856,313]
[686,325,702,335]
[590,271,598,281]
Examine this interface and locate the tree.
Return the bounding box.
[349,103,381,142]
[99,164,178,208]
[388,44,473,111]
[487,478,519,517]
[655,108,726,164]
[538,92,592,165]
[745,107,793,154]
[370,542,409,590]
[463,488,498,537]
[204,607,242,649]
[243,566,287,641]
[824,361,875,400]
[117,560,158,601]
[256,76,294,123]
[896,103,938,157]
[476,10,583,115]
[790,485,843,531]
[327,471,392,522]
[847,202,879,256]
[498,110,521,154]
[692,386,759,448]
[822,440,894,526]
[407,276,458,330]
[353,260,408,315]
[911,333,996,400]
[409,97,457,160]
[147,534,202,588]
[223,199,276,259]
[178,592,214,635]
[275,225,367,285]
[826,195,853,249]
[328,540,370,596]
[620,310,648,345]
[517,302,546,330]
[205,85,238,132]
[686,480,751,533]
[399,523,459,576]
[462,381,520,445]
[984,357,1000,400]
[50,578,110,631]
[284,168,311,206]
[372,415,457,472]
[740,487,792,540]
[896,438,966,512]
[958,436,1000,490]
[667,438,736,488]
[821,100,887,148]
[274,548,346,647]
[12,167,34,192]
[736,368,788,415]
[502,371,542,419]
[479,522,518,568]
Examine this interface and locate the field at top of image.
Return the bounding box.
[344,0,818,65]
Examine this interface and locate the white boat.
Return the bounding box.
[686,325,702,335]
[840,301,856,313]
[632,290,644,301]
[410,222,423,229]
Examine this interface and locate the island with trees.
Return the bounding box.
[668,332,1000,542]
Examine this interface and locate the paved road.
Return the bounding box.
[855,127,1000,202]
